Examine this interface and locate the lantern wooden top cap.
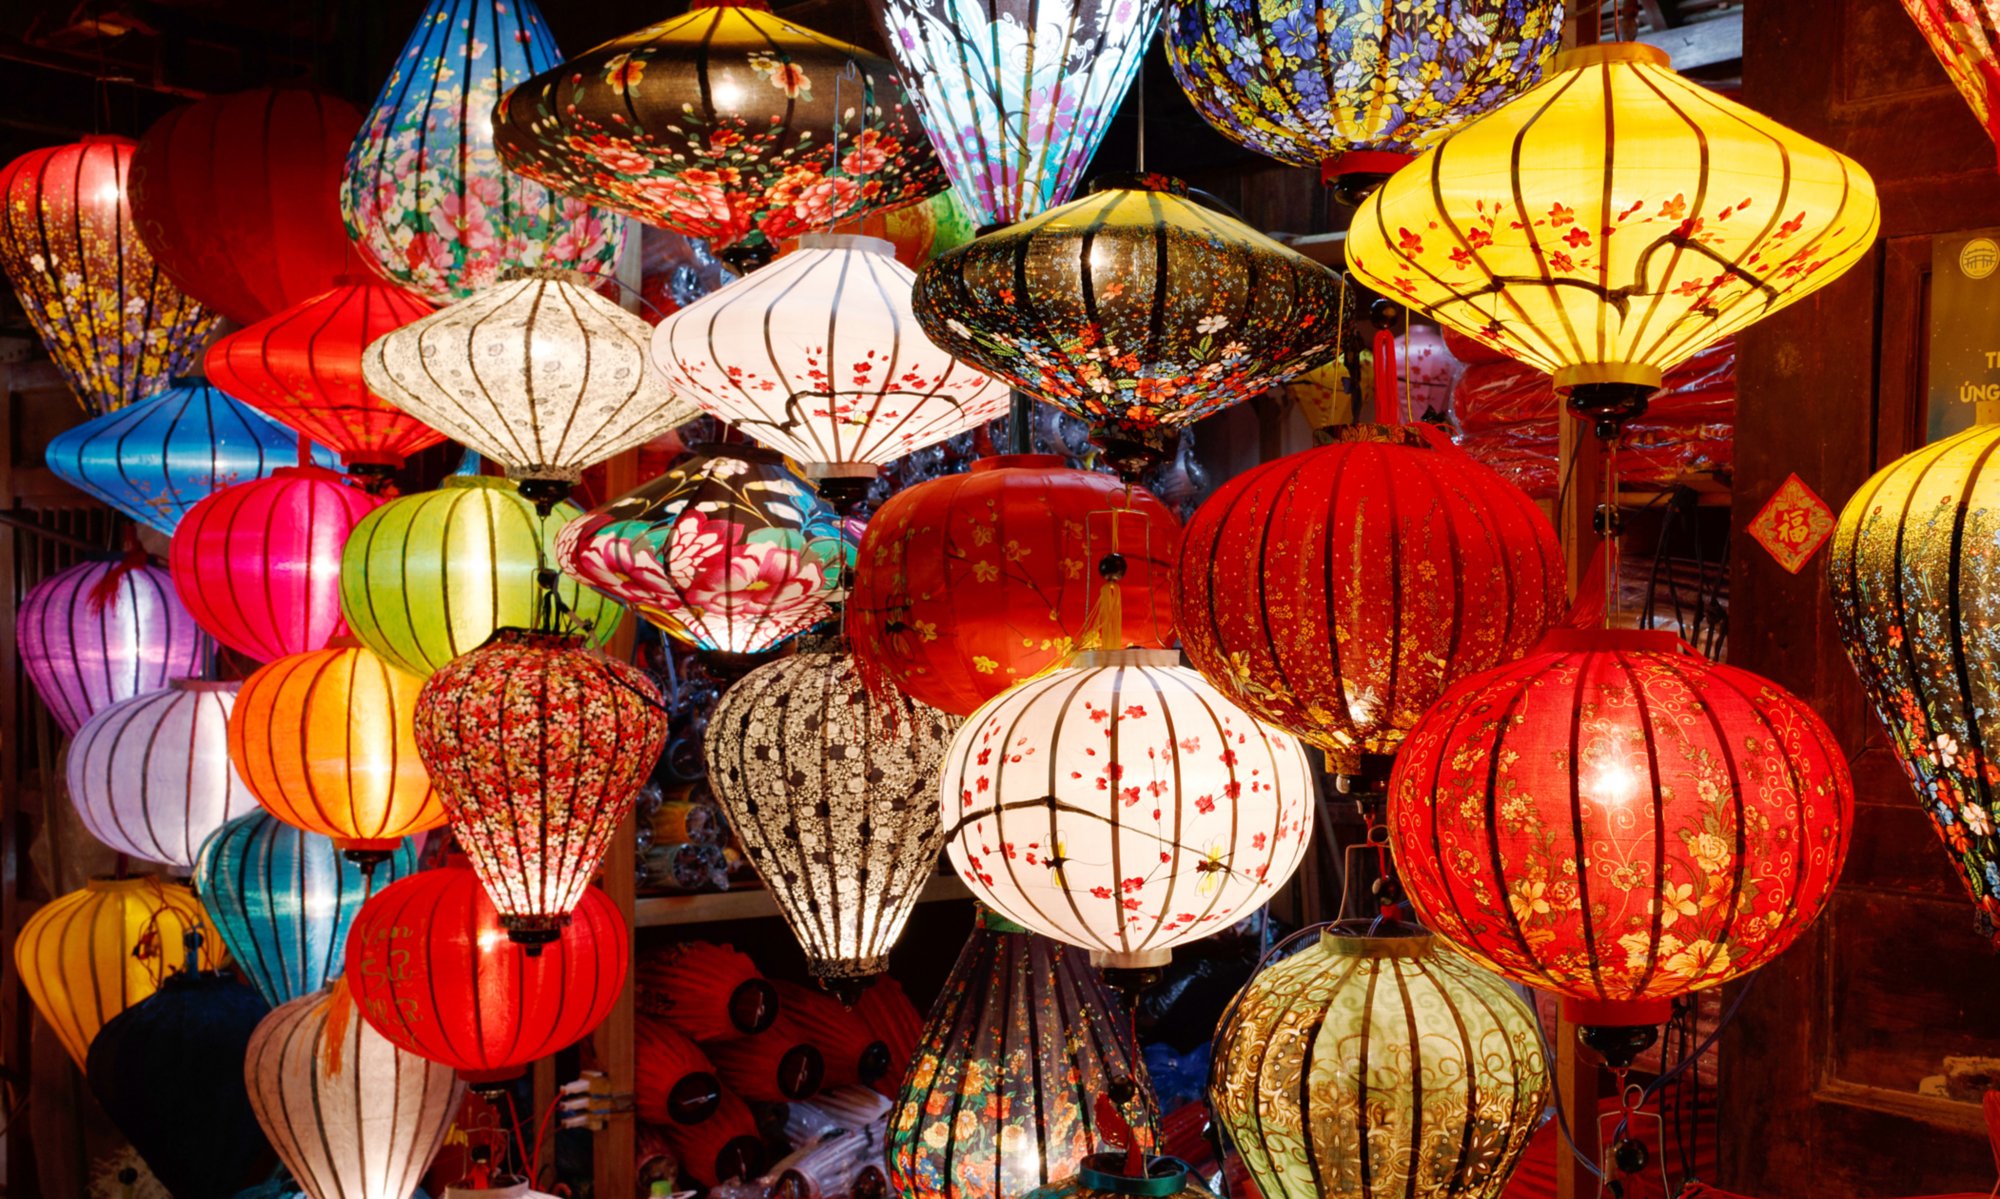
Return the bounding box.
[1071,648,1180,670]
[1555,43,1671,72]
[797,233,895,257]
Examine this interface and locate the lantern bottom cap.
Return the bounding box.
[1320,150,1416,181]
[1559,994,1674,1027]
[809,955,888,981]
[1553,363,1665,393]
[1091,947,1172,970]
[460,1065,530,1087]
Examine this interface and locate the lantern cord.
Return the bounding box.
[1525,993,1608,1184]
[1010,391,1032,454]
[1606,973,1757,1154]
[1134,35,1148,174]
[1601,434,1621,626]
[526,1088,564,1188]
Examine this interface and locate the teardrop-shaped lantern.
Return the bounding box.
[867,0,1163,225]
[362,270,699,507]
[557,446,849,657]
[0,137,217,414]
[493,0,946,271]
[69,680,259,869]
[195,811,418,1007]
[246,985,465,1199]
[340,0,623,303]
[705,642,959,983]
[414,630,668,941]
[17,556,208,735]
[46,377,329,532]
[915,176,1342,476]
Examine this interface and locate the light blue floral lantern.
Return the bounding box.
[193,809,418,1008]
[46,377,332,533]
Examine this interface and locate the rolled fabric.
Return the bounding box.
[635,1015,725,1126]
[657,1086,766,1188]
[851,977,922,1096]
[636,941,778,1040]
[652,798,727,848]
[771,981,891,1089]
[708,1026,826,1103]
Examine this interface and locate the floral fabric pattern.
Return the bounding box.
[1899,1,2000,164]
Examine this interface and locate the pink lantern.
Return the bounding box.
[18,556,209,735]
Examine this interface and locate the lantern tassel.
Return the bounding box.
[1562,544,1610,631]
[323,976,354,1077]
[1372,326,1398,422]
[85,532,149,615]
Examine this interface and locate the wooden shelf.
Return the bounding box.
[633,873,973,928]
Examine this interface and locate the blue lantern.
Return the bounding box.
[46,376,329,533]
[194,810,418,1008]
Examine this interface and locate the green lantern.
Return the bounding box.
[339,475,622,676]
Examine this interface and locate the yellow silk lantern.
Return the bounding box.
[1346,44,1878,428]
[15,876,225,1067]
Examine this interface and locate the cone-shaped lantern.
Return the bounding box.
[69,680,259,869]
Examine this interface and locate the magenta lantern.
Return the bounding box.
[18,555,210,735]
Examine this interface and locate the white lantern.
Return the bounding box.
[246,985,465,1199]
[940,649,1315,969]
[69,680,259,868]
[363,268,699,507]
[651,234,1010,506]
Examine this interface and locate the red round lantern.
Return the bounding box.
[346,861,627,1080]
[169,466,383,662]
[205,278,442,478]
[1175,423,1565,776]
[129,87,361,325]
[413,629,668,943]
[848,454,1181,716]
[1388,628,1854,1026]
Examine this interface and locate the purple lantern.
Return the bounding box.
[18,556,210,735]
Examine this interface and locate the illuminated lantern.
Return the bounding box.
[129,86,361,324]
[868,0,1161,226]
[69,680,259,869]
[86,969,273,1199]
[915,176,1342,476]
[340,0,622,303]
[246,985,465,1199]
[705,644,959,985]
[1832,420,2000,940]
[848,454,1180,716]
[1174,424,1566,775]
[227,642,443,862]
[17,556,207,735]
[888,910,1156,1199]
[1164,0,1562,195]
[0,136,216,415]
[343,475,622,677]
[941,649,1315,971]
[1388,628,1854,1026]
[1345,45,1878,433]
[414,631,667,941]
[362,269,699,507]
[652,236,1009,503]
[1901,2,2000,169]
[346,862,628,1078]
[170,466,383,661]
[1211,925,1549,1199]
[556,446,848,657]
[492,0,946,271]
[204,278,443,481]
[14,876,225,1067]
[636,941,779,1041]
[194,811,418,1007]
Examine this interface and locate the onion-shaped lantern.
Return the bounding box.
[557,446,849,658]
[340,0,623,303]
[363,269,699,507]
[46,377,326,532]
[1388,628,1854,1027]
[69,680,259,869]
[705,643,958,984]
[889,909,1156,1199]
[1346,44,1878,433]
[1164,0,1563,196]
[1901,2,2000,170]
[915,176,1342,476]
[651,235,1009,501]
[940,649,1316,971]
[1175,424,1565,776]
[194,811,418,1007]
[0,137,216,415]
[86,969,273,1199]
[342,475,622,677]
[129,86,361,324]
[170,466,383,662]
[1832,420,2000,940]
[204,278,442,481]
[15,877,224,1067]
[868,0,1162,226]
[17,556,207,735]
[246,985,465,1199]
[414,630,667,941]
[493,0,946,271]
[1211,925,1549,1199]
[346,862,628,1078]
[228,642,442,862]
[849,454,1181,716]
